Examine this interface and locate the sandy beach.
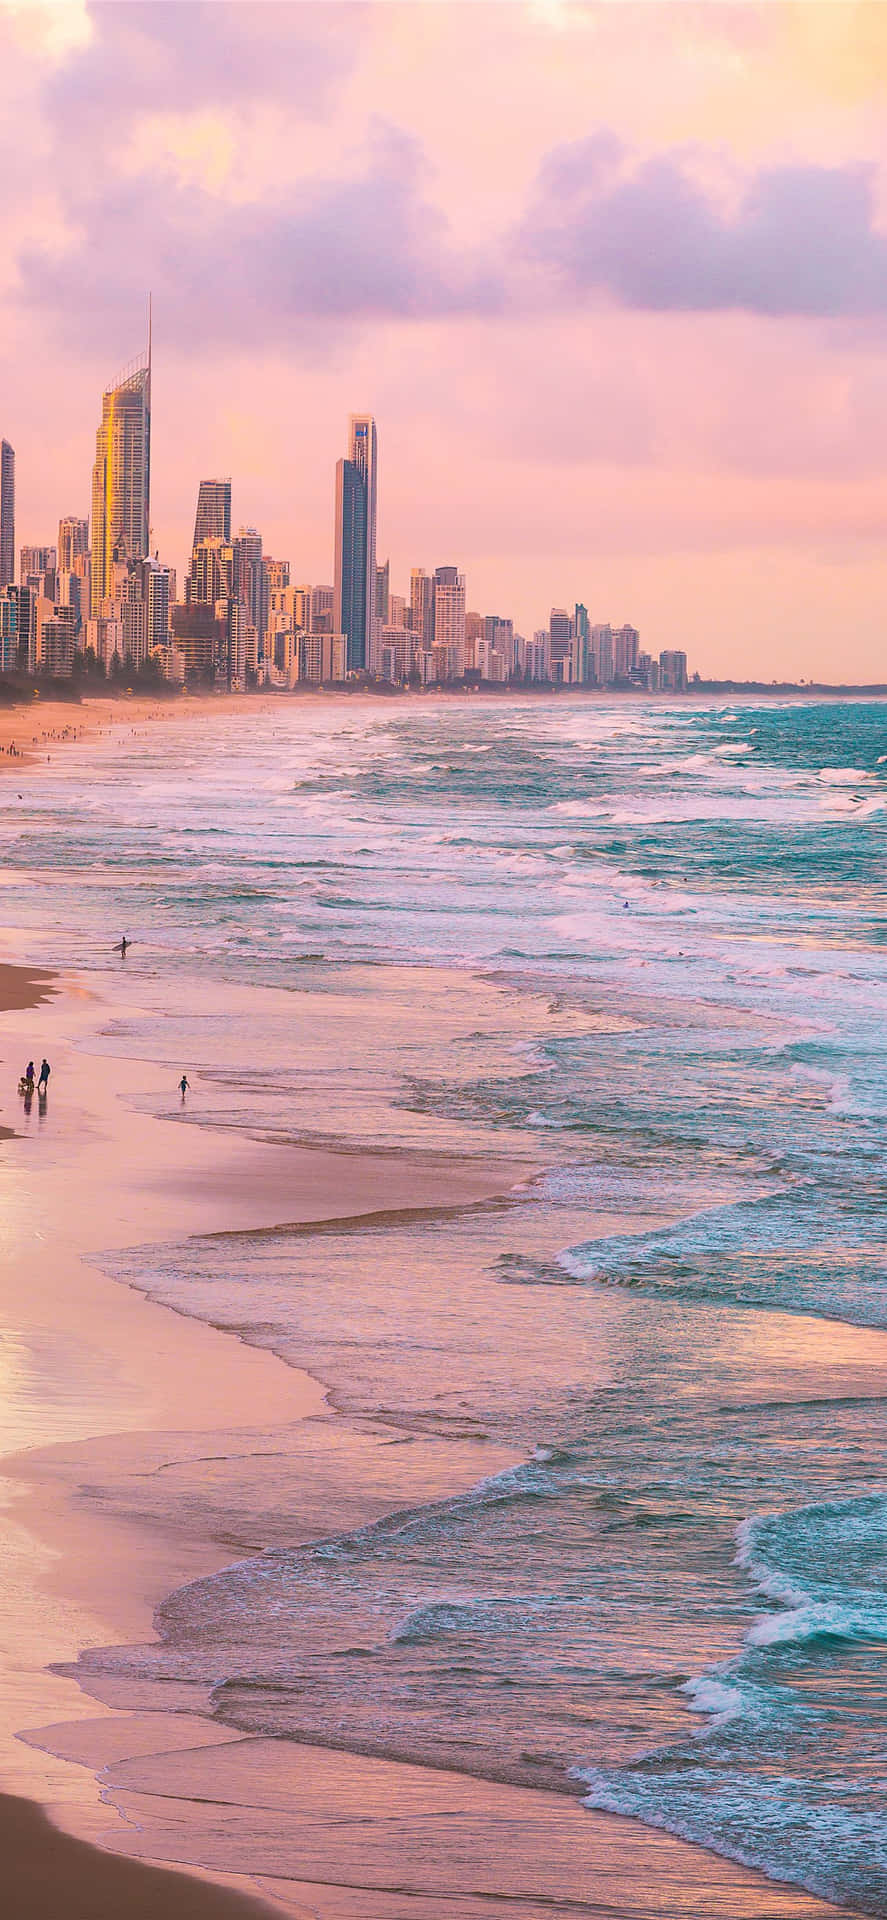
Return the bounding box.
[0,929,870,1920]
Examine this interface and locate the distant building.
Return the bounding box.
[20,546,57,605]
[549,607,573,681]
[171,602,220,678]
[85,615,124,674]
[311,584,334,633]
[138,556,172,655]
[90,350,151,616]
[659,649,688,692]
[433,566,466,680]
[58,516,88,573]
[192,479,231,549]
[0,583,36,673]
[375,558,390,628]
[334,415,377,673]
[1,441,15,589]
[379,626,412,682]
[39,605,77,677]
[484,615,514,677]
[476,638,507,683]
[264,557,290,593]
[589,624,613,687]
[190,537,235,606]
[410,568,434,651]
[613,625,640,680]
[298,632,347,686]
[234,528,267,651]
[334,460,367,669]
[573,603,589,684]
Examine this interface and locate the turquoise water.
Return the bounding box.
[11,695,887,1911]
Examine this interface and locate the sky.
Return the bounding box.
[2,0,887,681]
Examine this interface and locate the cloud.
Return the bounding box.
[50,0,360,119]
[519,134,887,315]
[16,123,503,350]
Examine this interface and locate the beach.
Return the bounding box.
[0,695,884,1917]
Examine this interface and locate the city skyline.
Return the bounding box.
[8,354,663,687]
[2,4,886,680]
[2,343,689,690]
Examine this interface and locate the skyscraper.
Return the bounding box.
[334,415,377,673]
[58,516,89,572]
[410,568,434,649]
[433,566,466,680]
[0,441,14,590]
[549,607,573,681]
[193,479,231,550]
[375,558,389,628]
[234,527,267,651]
[90,348,151,616]
[334,458,368,671]
[189,537,235,607]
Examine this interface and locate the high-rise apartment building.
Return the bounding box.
[375,559,389,628]
[311,584,334,631]
[613,625,640,679]
[549,607,573,681]
[484,615,515,677]
[410,568,434,650]
[192,479,231,550]
[0,583,36,672]
[264,557,290,593]
[139,557,172,655]
[234,528,267,650]
[334,459,367,670]
[659,649,688,692]
[334,415,377,673]
[590,624,614,686]
[58,516,89,572]
[433,567,466,680]
[90,350,151,616]
[190,537,235,606]
[0,441,14,589]
[573,603,589,683]
[20,546,57,599]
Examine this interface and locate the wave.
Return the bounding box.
[557,1185,887,1331]
[576,1493,887,1914]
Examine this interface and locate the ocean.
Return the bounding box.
[6,694,887,1913]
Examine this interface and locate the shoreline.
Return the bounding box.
[0,952,866,1919]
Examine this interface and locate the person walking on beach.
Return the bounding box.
[23,1061,35,1092]
[115,935,129,956]
[37,1059,50,1093]
[179,1073,189,1100]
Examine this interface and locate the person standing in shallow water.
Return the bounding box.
[179,1074,189,1100]
[37,1059,50,1093]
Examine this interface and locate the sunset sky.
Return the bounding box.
[3,0,887,680]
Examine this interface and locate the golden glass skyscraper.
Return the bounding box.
[90,349,151,616]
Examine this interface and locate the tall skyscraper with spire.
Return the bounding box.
[0,440,14,590]
[334,414,377,673]
[89,336,151,617]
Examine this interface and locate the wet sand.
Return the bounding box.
[0,1792,276,1920]
[0,961,56,1011]
[0,956,865,1919]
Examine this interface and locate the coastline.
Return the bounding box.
[0,947,868,1919]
